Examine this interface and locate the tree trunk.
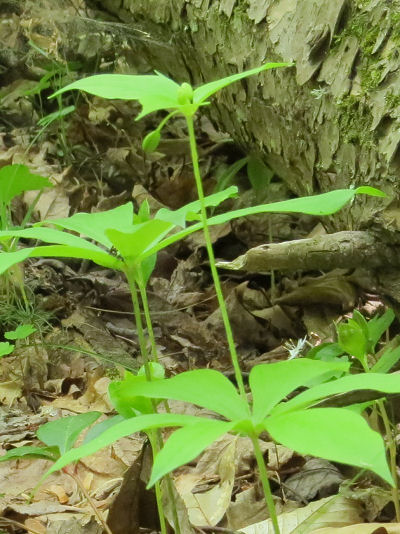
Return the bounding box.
[85,0,400,301]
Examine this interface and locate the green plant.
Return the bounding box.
[308,308,400,520]
[0,63,394,533]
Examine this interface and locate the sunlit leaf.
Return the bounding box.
[43,413,203,478]
[43,202,134,247]
[0,342,14,357]
[250,360,350,423]
[271,372,400,416]
[193,63,291,104]
[0,227,102,252]
[37,412,102,454]
[110,369,249,421]
[0,165,52,206]
[51,73,180,119]
[264,408,393,485]
[0,445,59,462]
[5,324,36,340]
[367,309,395,353]
[148,420,235,487]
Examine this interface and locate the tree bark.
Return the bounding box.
[87,0,400,232]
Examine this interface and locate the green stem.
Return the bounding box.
[137,270,159,363]
[377,399,400,521]
[147,432,168,534]
[185,115,247,405]
[250,435,280,534]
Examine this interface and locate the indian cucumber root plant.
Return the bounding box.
[1,63,400,534]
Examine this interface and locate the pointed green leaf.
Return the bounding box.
[355,186,386,197]
[5,324,36,340]
[367,309,395,353]
[37,412,101,454]
[0,165,52,206]
[337,320,368,362]
[30,245,123,270]
[109,372,160,417]
[264,408,393,485]
[142,129,161,153]
[109,369,248,421]
[83,415,125,445]
[43,203,134,247]
[106,219,172,262]
[0,446,59,462]
[0,227,103,252]
[193,63,291,104]
[247,156,273,192]
[51,73,180,119]
[43,413,202,478]
[371,343,400,374]
[155,186,238,228]
[272,372,400,416]
[250,360,350,423]
[148,420,235,487]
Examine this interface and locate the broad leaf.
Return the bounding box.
[43,413,203,478]
[110,369,249,421]
[148,420,235,487]
[247,157,273,192]
[337,320,368,363]
[51,73,180,119]
[106,219,172,262]
[0,342,14,357]
[0,165,52,206]
[43,203,134,247]
[250,360,350,423]
[264,408,393,485]
[5,324,36,340]
[83,415,125,445]
[37,412,101,455]
[109,373,160,417]
[193,63,290,104]
[0,445,59,462]
[0,248,35,275]
[271,372,400,416]
[29,244,123,270]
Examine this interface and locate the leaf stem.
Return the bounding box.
[185,115,248,405]
[250,435,280,534]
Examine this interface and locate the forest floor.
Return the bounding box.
[0,2,399,534]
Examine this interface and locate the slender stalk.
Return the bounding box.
[250,435,280,534]
[67,468,113,534]
[377,399,400,521]
[185,115,248,405]
[137,269,159,363]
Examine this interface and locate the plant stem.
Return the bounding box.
[67,468,114,534]
[137,270,159,363]
[250,435,280,534]
[377,399,400,521]
[185,115,247,405]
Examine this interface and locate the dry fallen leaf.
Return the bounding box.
[311,524,400,534]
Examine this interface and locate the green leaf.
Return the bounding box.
[109,373,160,417]
[51,73,180,119]
[0,446,59,463]
[142,129,161,153]
[213,158,248,194]
[5,324,36,340]
[83,415,125,445]
[106,219,172,263]
[155,186,238,228]
[246,156,273,192]
[0,165,52,207]
[0,248,34,275]
[306,343,345,362]
[43,203,134,248]
[43,413,202,478]
[193,63,291,104]
[0,227,105,252]
[371,343,400,374]
[367,309,395,353]
[271,372,400,416]
[0,342,14,357]
[30,244,123,270]
[337,320,368,363]
[249,359,350,424]
[355,186,386,197]
[264,408,393,485]
[110,369,248,421]
[148,420,235,487]
[37,412,102,455]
